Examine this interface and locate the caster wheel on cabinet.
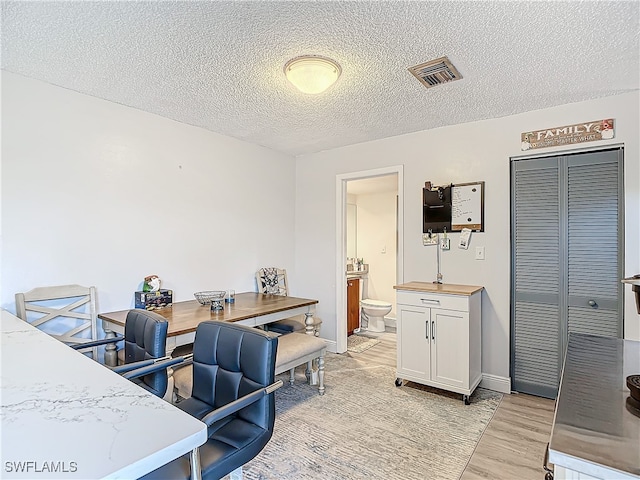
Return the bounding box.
[395,378,403,387]
[463,395,470,405]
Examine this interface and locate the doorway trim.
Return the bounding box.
[335,165,404,353]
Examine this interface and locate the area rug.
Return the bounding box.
[240,353,502,480]
[347,334,381,353]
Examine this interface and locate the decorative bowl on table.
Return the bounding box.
[194,291,226,306]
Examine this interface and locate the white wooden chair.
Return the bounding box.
[15,284,99,359]
[255,267,322,336]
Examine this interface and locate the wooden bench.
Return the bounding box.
[173,332,326,399]
[275,332,326,395]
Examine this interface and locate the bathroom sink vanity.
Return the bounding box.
[346,266,368,335]
[393,282,483,404]
[347,276,360,335]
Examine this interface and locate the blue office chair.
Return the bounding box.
[141,321,282,480]
[73,309,173,398]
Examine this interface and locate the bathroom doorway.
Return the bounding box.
[335,166,404,354]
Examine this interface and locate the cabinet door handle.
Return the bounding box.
[420,298,440,305]
[432,320,435,340]
[425,320,429,339]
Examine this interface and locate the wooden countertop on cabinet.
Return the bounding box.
[394,281,484,296]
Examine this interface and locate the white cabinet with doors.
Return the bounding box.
[394,282,483,404]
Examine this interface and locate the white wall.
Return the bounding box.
[1,72,297,318]
[294,91,640,383]
[355,191,397,315]
[3,72,637,383]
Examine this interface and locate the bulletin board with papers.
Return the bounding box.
[451,181,484,232]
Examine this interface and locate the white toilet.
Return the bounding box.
[360,299,392,332]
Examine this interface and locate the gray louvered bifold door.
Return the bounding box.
[512,158,562,398]
[567,151,622,339]
[511,148,623,399]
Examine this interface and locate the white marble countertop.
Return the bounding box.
[1,310,207,479]
[549,333,640,479]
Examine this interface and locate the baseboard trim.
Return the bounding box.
[383,316,397,330]
[480,373,511,394]
[325,340,338,354]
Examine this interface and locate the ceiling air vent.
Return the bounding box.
[408,56,462,89]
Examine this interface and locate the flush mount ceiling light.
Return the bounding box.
[284,55,341,94]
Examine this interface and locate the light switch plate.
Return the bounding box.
[475,246,485,260]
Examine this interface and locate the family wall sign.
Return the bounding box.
[521,118,615,151]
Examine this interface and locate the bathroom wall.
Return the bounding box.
[355,191,397,318]
[346,203,357,259]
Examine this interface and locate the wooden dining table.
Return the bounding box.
[98,292,319,367]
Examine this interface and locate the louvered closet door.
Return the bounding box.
[512,158,562,398]
[511,148,623,399]
[567,151,622,339]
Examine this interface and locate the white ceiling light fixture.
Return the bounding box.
[284,55,341,94]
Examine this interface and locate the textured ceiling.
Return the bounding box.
[2,1,639,157]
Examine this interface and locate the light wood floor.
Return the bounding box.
[347,331,556,480]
